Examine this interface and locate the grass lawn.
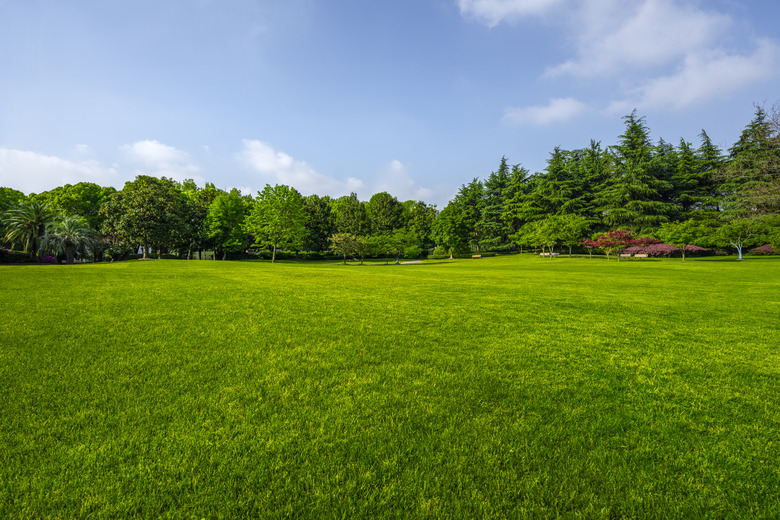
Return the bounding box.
[1,255,779,518]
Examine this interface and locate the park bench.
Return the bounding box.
[634,253,648,259]
[472,254,482,258]
[539,252,560,257]
[619,253,632,259]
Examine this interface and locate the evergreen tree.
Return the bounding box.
[696,130,724,212]
[577,140,611,228]
[478,157,510,248]
[672,139,699,214]
[597,111,676,233]
[720,106,780,217]
[500,163,531,238]
[518,147,584,223]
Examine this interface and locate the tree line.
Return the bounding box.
[1,106,778,263]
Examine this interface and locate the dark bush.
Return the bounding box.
[0,249,33,263]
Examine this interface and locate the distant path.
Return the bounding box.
[399,260,425,264]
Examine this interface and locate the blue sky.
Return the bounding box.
[1,0,779,206]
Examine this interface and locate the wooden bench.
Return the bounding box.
[634,253,648,259]
[539,252,560,257]
[619,253,632,259]
[472,254,482,258]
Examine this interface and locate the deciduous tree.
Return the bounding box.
[246,184,307,263]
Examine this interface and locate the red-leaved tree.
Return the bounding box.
[591,229,660,261]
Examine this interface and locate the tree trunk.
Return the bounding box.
[222,249,227,261]
[65,245,75,265]
[142,239,148,260]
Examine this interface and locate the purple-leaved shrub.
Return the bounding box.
[623,243,709,258]
[749,244,775,256]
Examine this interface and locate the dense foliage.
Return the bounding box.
[2,107,778,261]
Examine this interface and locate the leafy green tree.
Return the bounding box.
[657,219,710,261]
[2,201,56,261]
[1,187,27,246]
[329,232,357,264]
[333,192,369,236]
[42,215,97,264]
[714,217,766,260]
[366,191,403,235]
[302,194,334,252]
[432,203,468,259]
[206,189,249,260]
[99,176,187,259]
[31,182,116,231]
[406,200,437,254]
[558,213,591,257]
[535,216,565,257]
[246,184,307,263]
[511,220,544,254]
[0,187,27,211]
[373,229,420,264]
[452,178,484,251]
[178,181,219,259]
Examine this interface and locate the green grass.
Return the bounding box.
[1,255,779,518]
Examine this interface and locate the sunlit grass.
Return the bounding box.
[1,255,779,518]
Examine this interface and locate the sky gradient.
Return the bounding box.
[1,0,779,206]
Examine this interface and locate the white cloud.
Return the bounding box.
[624,39,780,110]
[0,148,121,194]
[457,0,562,26]
[374,159,437,202]
[237,140,450,204]
[121,139,202,184]
[503,97,589,125]
[238,139,350,196]
[471,0,780,116]
[548,0,732,78]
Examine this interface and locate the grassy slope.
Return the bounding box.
[1,255,779,518]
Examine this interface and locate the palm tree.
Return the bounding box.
[42,215,97,264]
[2,201,56,262]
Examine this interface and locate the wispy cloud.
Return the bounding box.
[457,0,562,26]
[460,0,780,116]
[121,139,203,184]
[0,147,121,194]
[375,159,437,202]
[546,0,732,78]
[612,39,780,112]
[238,140,449,204]
[503,97,589,126]
[238,139,359,197]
